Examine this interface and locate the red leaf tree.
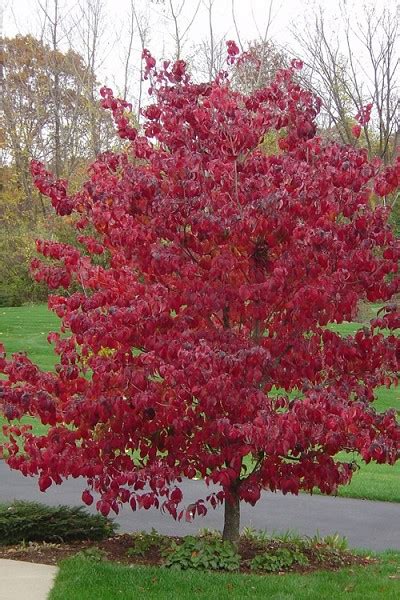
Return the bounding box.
[1,46,399,543]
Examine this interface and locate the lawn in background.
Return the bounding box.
[49,552,400,600]
[325,315,399,502]
[0,304,59,440]
[0,304,59,371]
[0,304,398,502]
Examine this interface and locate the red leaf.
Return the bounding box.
[39,475,52,493]
[82,490,94,506]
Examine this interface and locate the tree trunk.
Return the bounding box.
[54,69,62,178]
[222,490,240,545]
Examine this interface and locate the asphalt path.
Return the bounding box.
[1,461,399,551]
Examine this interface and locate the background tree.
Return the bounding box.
[68,0,109,157]
[120,0,151,119]
[229,0,287,94]
[231,39,287,94]
[1,34,113,200]
[163,0,201,62]
[190,0,226,82]
[1,49,399,544]
[294,4,399,164]
[0,33,115,304]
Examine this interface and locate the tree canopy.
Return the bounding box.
[0,46,399,543]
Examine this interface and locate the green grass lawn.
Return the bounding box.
[49,553,400,600]
[329,322,363,336]
[0,304,59,439]
[0,304,398,503]
[322,320,399,502]
[0,304,59,371]
[331,458,399,502]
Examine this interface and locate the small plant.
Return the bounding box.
[127,529,171,558]
[163,536,240,571]
[321,533,348,552]
[306,532,348,551]
[271,530,305,545]
[250,548,309,572]
[6,540,62,554]
[0,501,117,545]
[197,528,222,540]
[75,547,108,562]
[241,527,269,542]
[313,548,348,568]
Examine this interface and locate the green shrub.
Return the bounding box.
[163,536,240,571]
[250,548,309,572]
[127,529,172,557]
[0,223,49,307]
[0,501,117,545]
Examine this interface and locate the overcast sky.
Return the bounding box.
[3,0,310,40]
[2,0,397,98]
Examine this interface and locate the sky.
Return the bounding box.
[2,1,349,68]
[2,0,397,100]
[4,0,307,42]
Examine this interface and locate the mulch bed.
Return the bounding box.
[0,533,375,574]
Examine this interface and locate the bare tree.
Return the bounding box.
[351,4,400,164]
[293,10,354,144]
[37,0,63,177]
[121,0,150,119]
[122,1,136,102]
[294,4,399,163]
[36,0,96,178]
[191,0,226,82]
[76,0,105,156]
[192,0,284,89]
[229,0,286,94]
[231,0,244,52]
[163,0,201,61]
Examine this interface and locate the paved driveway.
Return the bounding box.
[1,461,399,551]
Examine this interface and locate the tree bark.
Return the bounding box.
[222,489,240,545]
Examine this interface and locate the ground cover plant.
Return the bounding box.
[0,528,375,574]
[0,44,399,543]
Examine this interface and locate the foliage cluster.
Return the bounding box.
[127,528,171,557]
[163,535,241,571]
[250,547,308,572]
